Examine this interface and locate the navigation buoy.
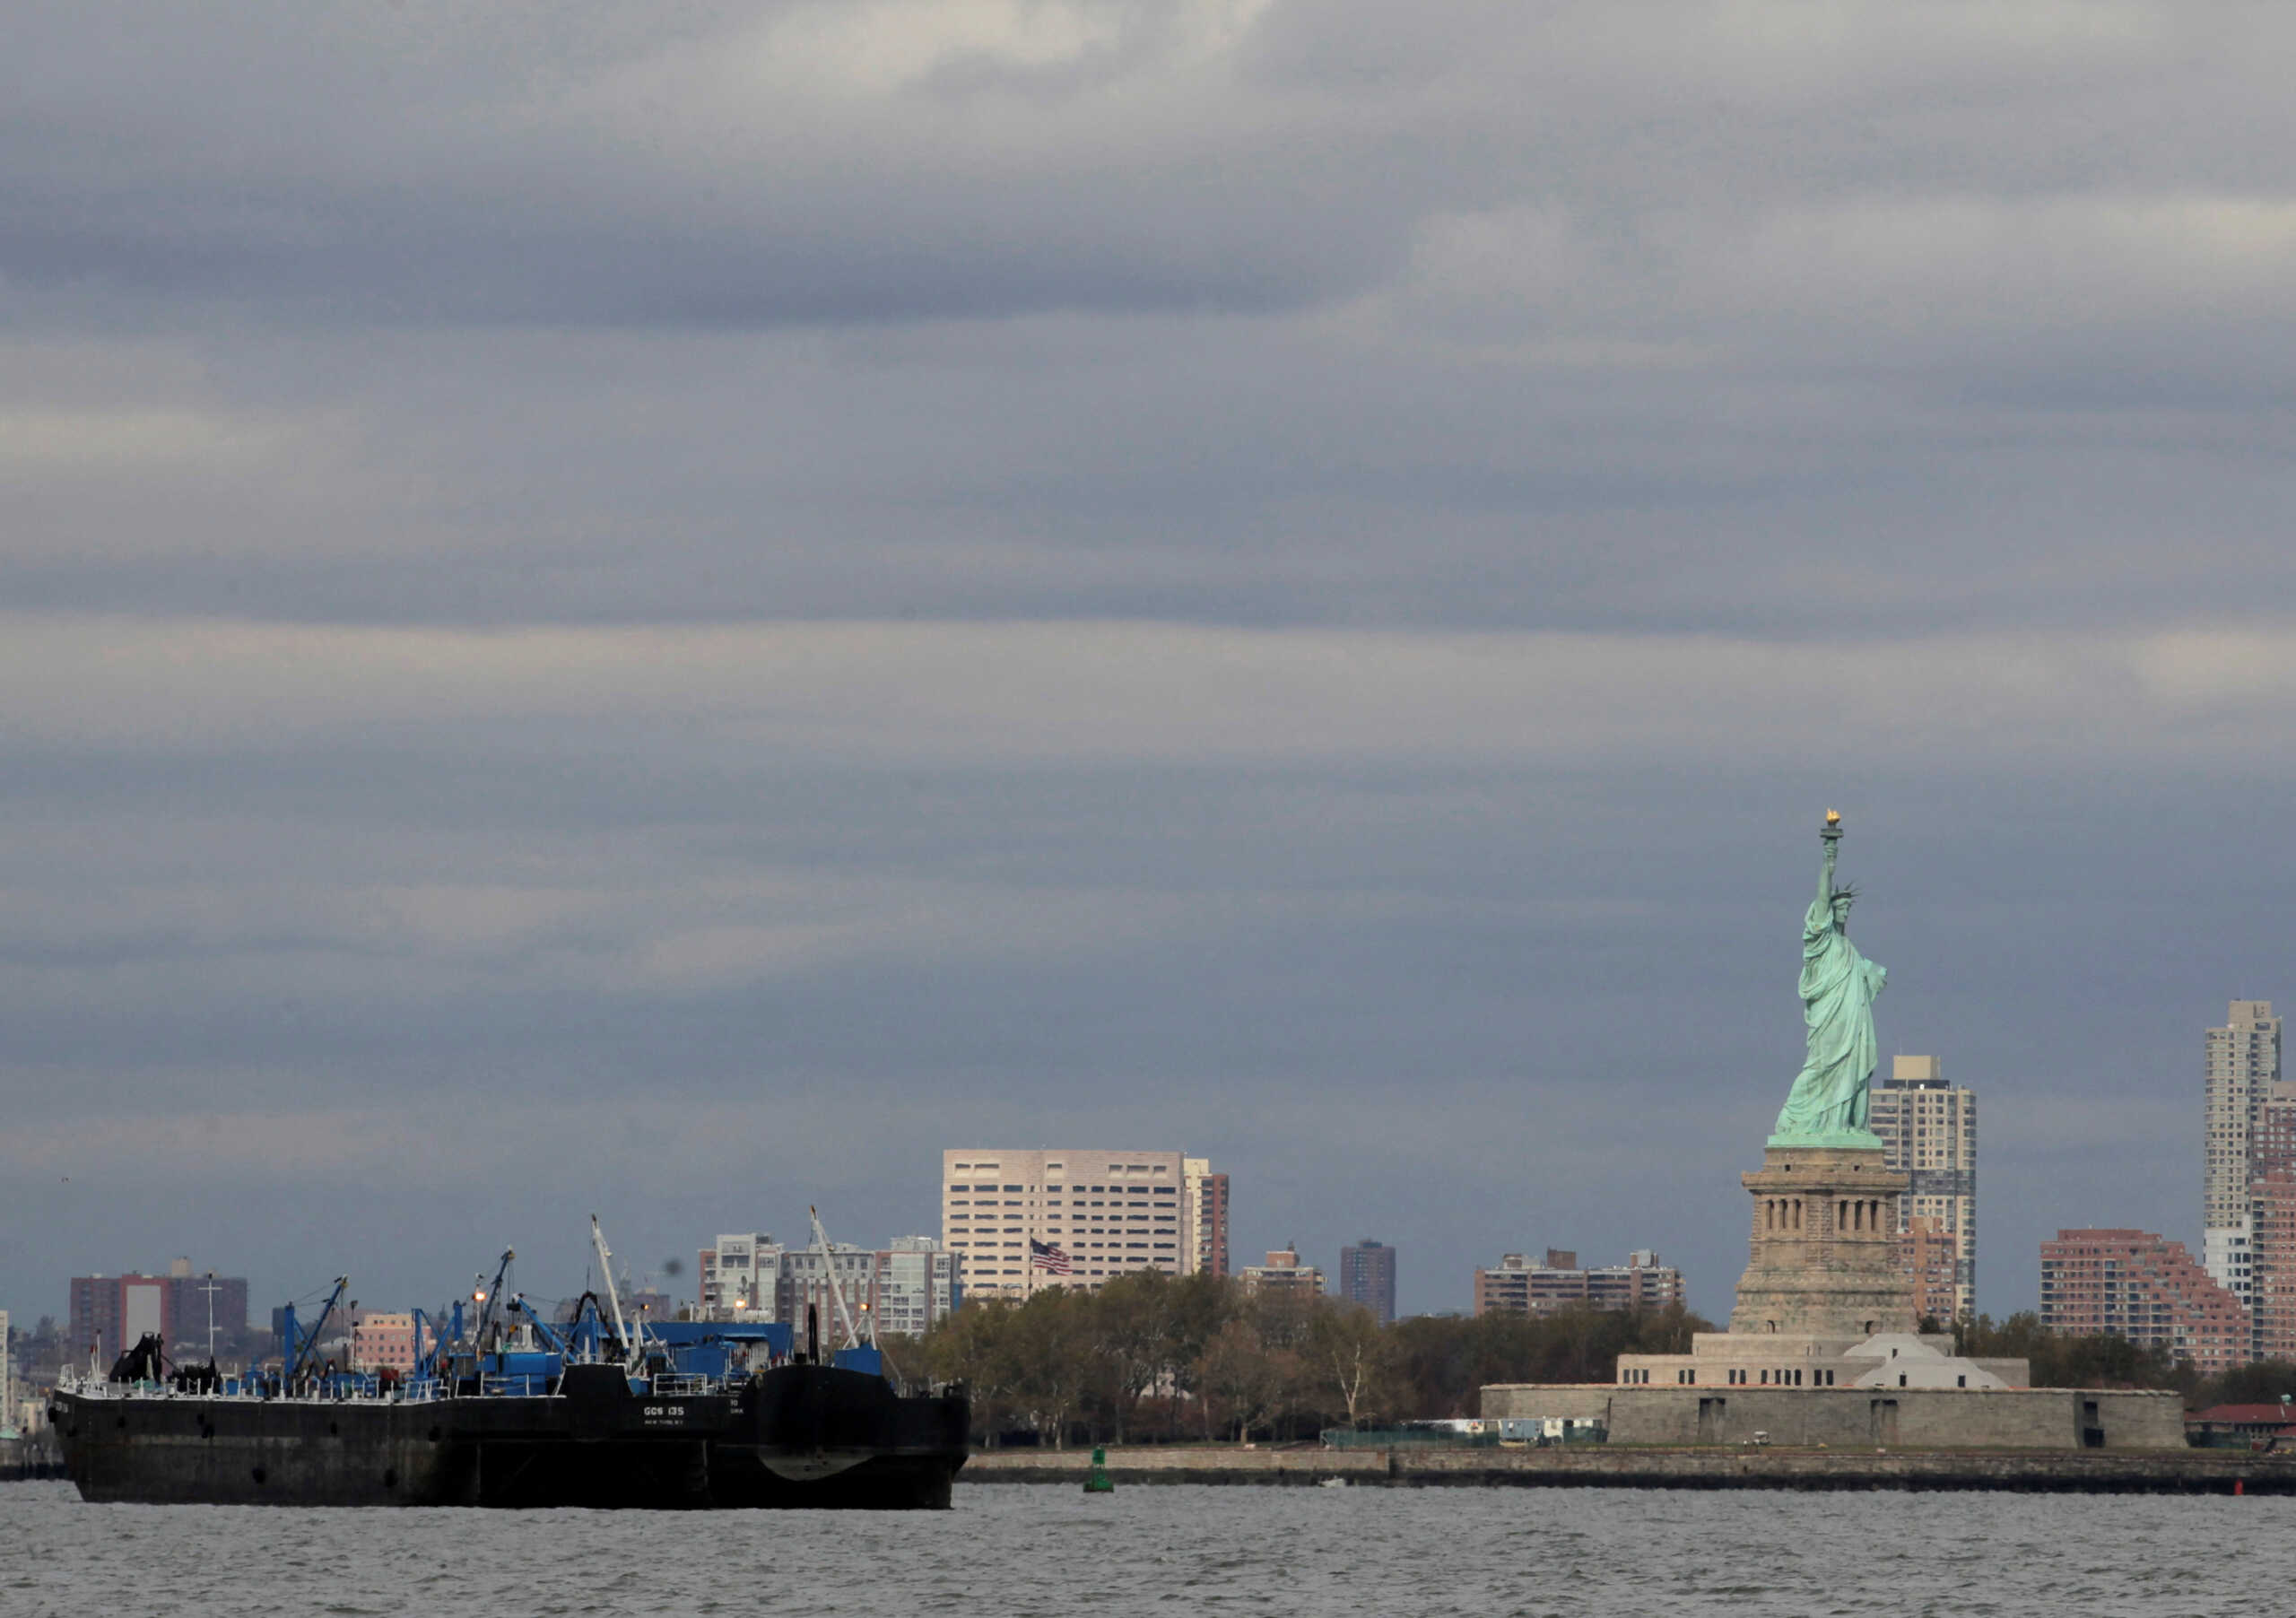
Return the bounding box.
[1083,1445,1115,1494]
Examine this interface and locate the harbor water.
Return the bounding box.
[3,1477,2287,1614]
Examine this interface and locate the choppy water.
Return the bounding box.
[3,1478,2287,1615]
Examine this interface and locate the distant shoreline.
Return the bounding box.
[961,1445,2296,1493]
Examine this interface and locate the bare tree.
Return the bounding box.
[1308,1300,1396,1429]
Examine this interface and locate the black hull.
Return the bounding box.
[52,1364,968,1509]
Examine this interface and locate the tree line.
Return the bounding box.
[880,1270,1709,1448]
[1952,1310,2296,1409]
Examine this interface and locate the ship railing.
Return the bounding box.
[480,1373,554,1398]
[645,1372,719,1396]
[397,1378,445,1404]
[51,1374,417,1405]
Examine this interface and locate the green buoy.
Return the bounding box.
[1083,1445,1115,1494]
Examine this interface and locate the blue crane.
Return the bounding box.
[281,1276,349,1385]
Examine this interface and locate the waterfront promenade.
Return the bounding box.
[961,1444,2296,1492]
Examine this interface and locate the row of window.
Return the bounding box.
[947,1197,1175,1208]
[949,1241,1175,1250]
[948,1180,1171,1193]
[945,1212,1175,1221]
[1617,1367,1850,1387]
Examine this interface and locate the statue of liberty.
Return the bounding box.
[1770,811,1887,1147]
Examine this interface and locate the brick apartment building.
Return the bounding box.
[2039,1229,2247,1375]
[68,1263,250,1363]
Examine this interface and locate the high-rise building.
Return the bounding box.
[2239,1081,2296,1361]
[697,1233,956,1335]
[347,1311,417,1374]
[873,1238,960,1337]
[1183,1158,1230,1279]
[2205,1000,2283,1302]
[1869,1055,1978,1322]
[942,1150,1187,1299]
[1339,1240,1397,1324]
[697,1233,787,1319]
[1902,1215,1961,1325]
[68,1266,250,1363]
[780,1244,894,1340]
[2039,1229,2248,1376]
[2250,1176,2296,1363]
[1589,1251,1683,1311]
[1239,1246,1325,1296]
[1473,1249,1684,1318]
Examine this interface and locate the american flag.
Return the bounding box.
[1029,1239,1073,1275]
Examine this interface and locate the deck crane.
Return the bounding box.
[282,1276,349,1385]
[808,1205,866,1352]
[589,1215,641,1372]
[505,1294,571,1356]
[409,1306,452,1379]
[470,1248,516,1352]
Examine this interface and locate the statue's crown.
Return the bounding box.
[1830,883,1858,905]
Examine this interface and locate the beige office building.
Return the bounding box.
[1869,1055,1977,1322]
[942,1149,1187,1299]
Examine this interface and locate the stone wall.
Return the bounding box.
[1732,1145,1919,1336]
[960,1444,2296,1492]
[1477,1383,2187,1450]
[1473,1384,1614,1422]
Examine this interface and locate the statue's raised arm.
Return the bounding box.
[1770,811,1886,1148]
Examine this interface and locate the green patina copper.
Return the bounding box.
[1769,813,1887,1149]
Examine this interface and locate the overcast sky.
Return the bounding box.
[5,2,2295,1328]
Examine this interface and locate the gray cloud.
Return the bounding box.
[2,2,2288,1320]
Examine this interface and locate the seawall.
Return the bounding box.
[1,1435,65,1481]
[960,1445,2296,1493]
[1480,1383,2187,1450]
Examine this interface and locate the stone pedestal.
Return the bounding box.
[1728,1144,1918,1338]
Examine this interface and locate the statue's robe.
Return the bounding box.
[1772,896,1886,1138]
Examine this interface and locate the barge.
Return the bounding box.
[50,1217,969,1509]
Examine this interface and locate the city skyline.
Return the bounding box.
[0,977,2259,1327]
[0,983,2262,1327]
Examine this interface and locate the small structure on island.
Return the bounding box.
[1483,813,2184,1450]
